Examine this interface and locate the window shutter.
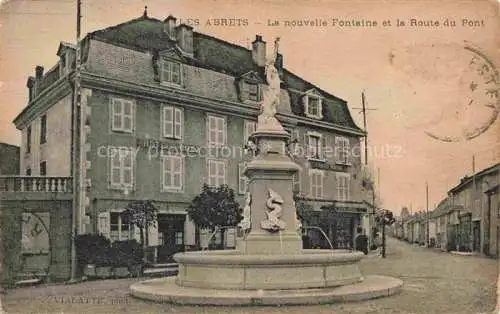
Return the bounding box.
[112,99,123,130]
[304,134,309,157]
[163,106,174,138]
[133,225,141,244]
[334,137,340,163]
[226,228,236,248]
[98,212,110,239]
[238,163,246,194]
[344,138,350,163]
[148,215,159,246]
[321,136,327,160]
[174,108,183,139]
[243,121,249,144]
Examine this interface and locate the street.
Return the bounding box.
[1,237,498,314]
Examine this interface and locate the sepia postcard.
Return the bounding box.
[0,0,498,313]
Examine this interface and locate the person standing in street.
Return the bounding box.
[355,227,369,255]
[374,232,383,256]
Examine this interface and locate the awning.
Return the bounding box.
[320,200,368,214]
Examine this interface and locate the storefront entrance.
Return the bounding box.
[303,211,357,250]
[157,214,185,263]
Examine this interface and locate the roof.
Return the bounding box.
[88,15,362,131]
[0,142,20,149]
[449,163,500,194]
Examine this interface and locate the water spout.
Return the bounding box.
[278,230,283,254]
[202,226,235,252]
[303,226,334,250]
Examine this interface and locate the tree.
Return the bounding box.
[121,200,159,260]
[187,184,243,249]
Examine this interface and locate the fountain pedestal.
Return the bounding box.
[240,128,303,255]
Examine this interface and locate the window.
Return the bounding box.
[207,160,226,187]
[336,173,350,201]
[293,170,301,193]
[40,161,47,176]
[207,115,226,147]
[243,120,256,144]
[175,232,184,245]
[335,137,350,164]
[26,125,32,154]
[109,147,134,189]
[238,163,248,194]
[162,105,183,139]
[40,114,47,144]
[163,155,183,191]
[307,132,323,160]
[291,129,300,156]
[111,97,134,133]
[160,60,182,85]
[110,212,132,242]
[304,94,323,119]
[248,83,260,102]
[309,170,324,198]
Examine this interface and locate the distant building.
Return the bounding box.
[447,163,499,256]
[419,163,499,256]
[0,143,20,175]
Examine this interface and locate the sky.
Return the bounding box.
[0,0,499,214]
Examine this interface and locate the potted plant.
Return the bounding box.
[75,234,110,278]
[94,247,113,278]
[111,240,143,278]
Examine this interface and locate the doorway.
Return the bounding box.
[157,214,185,263]
[472,221,480,252]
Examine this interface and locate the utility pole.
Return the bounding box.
[70,0,82,283]
[472,154,476,252]
[352,91,377,165]
[361,92,368,165]
[426,181,429,247]
[382,210,386,258]
[377,167,381,200]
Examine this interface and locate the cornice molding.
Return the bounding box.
[13,76,73,129]
[81,72,364,136]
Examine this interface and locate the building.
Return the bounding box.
[6,11,368,280]
[447,163,499,256]
[0,143,20,176]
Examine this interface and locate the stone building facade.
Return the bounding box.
[0,143,20,175]
[12,12,367,270]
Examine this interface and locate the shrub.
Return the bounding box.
[75,234,110,268]
[111,240,143,267]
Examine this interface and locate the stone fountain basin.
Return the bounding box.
[174,249,364,290]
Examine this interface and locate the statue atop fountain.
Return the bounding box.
[257,37,285,132]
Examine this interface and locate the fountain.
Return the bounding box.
[130,37,403,306]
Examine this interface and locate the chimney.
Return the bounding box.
[164,15,177,40]
[252,35,266,67]
[175,24,194,55]
[26,76,35,102]
[35,66,44,79]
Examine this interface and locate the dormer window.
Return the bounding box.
[248,83,261,102]
[238,71,263,103]
[303,90,323,119]
[160,60,182,86]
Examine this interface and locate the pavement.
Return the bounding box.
[1,237,498,314]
